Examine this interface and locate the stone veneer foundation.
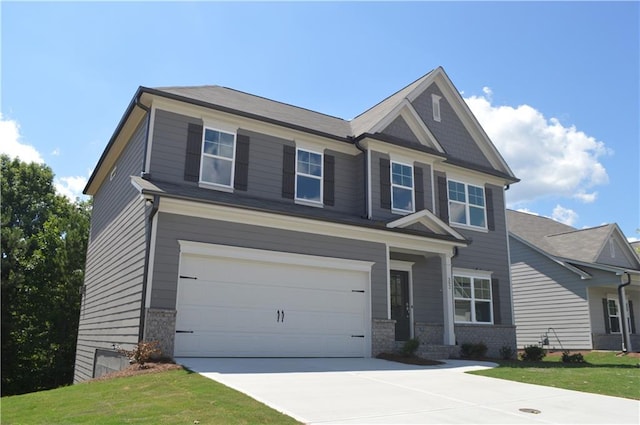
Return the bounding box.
[143,308,177,359]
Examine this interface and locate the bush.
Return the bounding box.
[562,351,586,363]
[460,342,488,359]
[118,341,162,368]
[401,338,420,357]
[499,345,515,360]
[520,345,546,361]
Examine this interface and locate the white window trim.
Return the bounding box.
[453,269,493,324]
[199,126,237,191]
[432,94,442,122]
[447,179,488,231]
[606,296,631,334]
[391,160,415,215]
[295,147,323,207]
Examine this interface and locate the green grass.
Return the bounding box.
[1,369,300,424]
[470,351,640,400]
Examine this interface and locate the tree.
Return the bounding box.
[1,155,91,395]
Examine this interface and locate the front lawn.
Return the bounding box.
[1,369,300,424]
[470,351,640,400]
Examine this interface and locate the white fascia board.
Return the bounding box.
[387,209,466,241]
[149,95,359,156]
[430,72,515,177]
[560,257,640,276]
[178,240,374,272]
[359,138,443,167]
[438,161,511,187]
[159,197,465,255]
[400,103,446,153]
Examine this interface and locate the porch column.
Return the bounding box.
[441,253,455,345]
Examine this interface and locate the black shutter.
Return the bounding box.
[437,175,449,222]
[486,187,495,231]
[282,145,296,199]
[184,123,203,182]
[629,300,636,334]
[602,299,611,334]
[234,134,250,191]
[414,166,424,211]
[379,158,391,209]
[491,278,501,325]
[323,154,335,206]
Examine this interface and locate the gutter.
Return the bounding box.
[617,272,632,352]
[138,194,160,342]
[135,95,151,177]
[353,137,369,219]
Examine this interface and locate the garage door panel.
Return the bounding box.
[175,250,369,358]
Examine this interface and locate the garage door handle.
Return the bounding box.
[176,330,194,333]
[277,310,285,323]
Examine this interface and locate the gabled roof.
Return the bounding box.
[85,67,518,194]
[387,209,467,242]
[507,209,640,274]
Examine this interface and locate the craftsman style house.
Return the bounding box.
[508,210,640,351]
[74,67,519,381]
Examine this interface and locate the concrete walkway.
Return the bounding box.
[177,357,640,424]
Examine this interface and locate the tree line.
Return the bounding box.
[1,155,91,395]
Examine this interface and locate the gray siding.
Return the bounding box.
[149,109,201,185]
[382,116,421,145]
[149,110,363,215]
[412,84,493,169]
[150,213,389,319]
[370,151,433,221]
[510,237,592,349]
[589,286,640,336]
[452,184,513,326]
[74,121,148,382]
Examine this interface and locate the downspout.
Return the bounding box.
[617,272,632,352]
[135,96,152,177]
[353,137,369,219]
[138,194,160,341]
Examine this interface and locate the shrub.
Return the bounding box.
[499,345,515,360]
[561,351,586,364]
[401,338,420,357]
[520,345,546,361]
[460,342,488,359]
[118,341,162,368]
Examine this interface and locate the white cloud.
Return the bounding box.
[0,114,44,164]
[552,205,578,226]
[465,91,610,206]
[51,148,61,156]
[55,176,88,201]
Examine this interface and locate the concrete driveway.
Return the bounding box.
[177,357,639,424]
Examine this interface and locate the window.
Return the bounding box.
[432,94,442,122]
[391,161,414,213]
[454,275,492,323]
[296,148,322,203]
[448,180,486,228]
[607,299,621,333]
[201,128,236,187]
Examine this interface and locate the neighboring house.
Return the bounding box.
[74,67,520,382]
[508,210,640,351]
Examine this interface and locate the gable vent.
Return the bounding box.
[432,94,442,122]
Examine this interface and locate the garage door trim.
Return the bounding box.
[178,240,375,272]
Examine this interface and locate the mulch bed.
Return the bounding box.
[89,361,184,382]
[376,352,444,366]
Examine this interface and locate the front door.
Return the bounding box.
[390,270,410,341]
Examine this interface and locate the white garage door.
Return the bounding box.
[174,242,372,358]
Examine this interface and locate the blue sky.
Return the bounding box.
[2,1,638,240]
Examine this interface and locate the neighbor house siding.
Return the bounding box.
[510,237,592,350]
[412,84,493,169]
[74,121,148,383]
[149,212,389,318]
